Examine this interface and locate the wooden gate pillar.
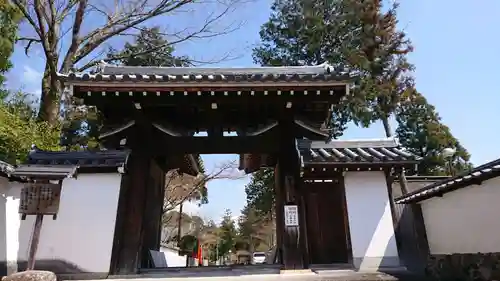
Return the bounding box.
[109,119,154,275]
[275,120,307,270]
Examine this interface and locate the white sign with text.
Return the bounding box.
[284,205,299,227]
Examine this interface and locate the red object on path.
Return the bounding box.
[197,242,203,262]
[193,239,202,264]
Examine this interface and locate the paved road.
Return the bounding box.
[103,270,425,281]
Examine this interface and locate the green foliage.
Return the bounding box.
[216,209,237,258]
[0,92,60,164]
[62,26,192,150]
[107,26,191,67]
[339,0,415,135]
[253,0,414,137]
[60,105,102,151]
[0,0,22,85]
[252,0,350,138]
[237,205,273,252]
[395,90,473,175]
[245,168,275,218]
[178,234,198,256]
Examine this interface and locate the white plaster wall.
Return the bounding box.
[344,172,399,269]
[1,177,24,275]
[421,176,500,255]
[7,173,122,273]
[159,247,187,267]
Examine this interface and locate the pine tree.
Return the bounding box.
[107,26,191,67]
[217,209,237,259]
[253,0,415,137]
[245,168,275,219]
[395,90,473,175]
[252,0,351,138]
[237,205,274,252]
[339,0,414,136]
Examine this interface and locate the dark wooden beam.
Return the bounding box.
[111,121,152,274]
[275,118,306,270]
[140,160,165,268]
[151,134,280,154]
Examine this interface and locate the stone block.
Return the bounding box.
[2,271,56,281]
[426,253,500,281]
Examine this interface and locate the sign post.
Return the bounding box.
[19,183,62,270]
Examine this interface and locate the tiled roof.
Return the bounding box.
[395,158,500,204]
[12,165,78,180]
[58,63,350,83]
[26,149,200,176]
[27,149,129,169]
[298,138,421,166]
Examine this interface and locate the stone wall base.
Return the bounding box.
[353,256,401,270]
[426,253,500,281]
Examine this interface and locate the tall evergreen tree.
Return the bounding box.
[107,26,191,67]
[340,0,414,136]
[217,209,237,259]
[245,168,275,219]
[237,205,274,252]
[253,0,414,137]
[252,0,351,138]
[395,90,473,175]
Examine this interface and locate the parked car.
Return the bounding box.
[252,252,266,264]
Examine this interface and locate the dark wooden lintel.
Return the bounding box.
[151,134,280,154]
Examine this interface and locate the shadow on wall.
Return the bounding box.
[353,200,399,270]
[393,203,429,275]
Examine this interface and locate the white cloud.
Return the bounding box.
[23,65,42,85]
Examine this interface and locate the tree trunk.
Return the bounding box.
[382,116,392,137]
[38,63,62,125]
[177,202,183,244]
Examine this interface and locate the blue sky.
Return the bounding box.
[5,0,500,222]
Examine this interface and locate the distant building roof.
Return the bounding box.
[58,63,350,84]
[395,158,500,204]
[298,138,421,170]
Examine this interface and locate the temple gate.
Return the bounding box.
[57,63,419,275]
[59,63,349,274]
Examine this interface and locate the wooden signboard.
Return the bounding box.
[19,183,62,217]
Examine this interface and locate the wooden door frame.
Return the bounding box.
[339,176,353,265]
[302,179,352,265]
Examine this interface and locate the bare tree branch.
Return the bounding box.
[14,0,250,126]
[162,160,243,215]
[76,1,244,71]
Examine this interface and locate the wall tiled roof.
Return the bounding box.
[298,138,420,166]
[395,158,500,204]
